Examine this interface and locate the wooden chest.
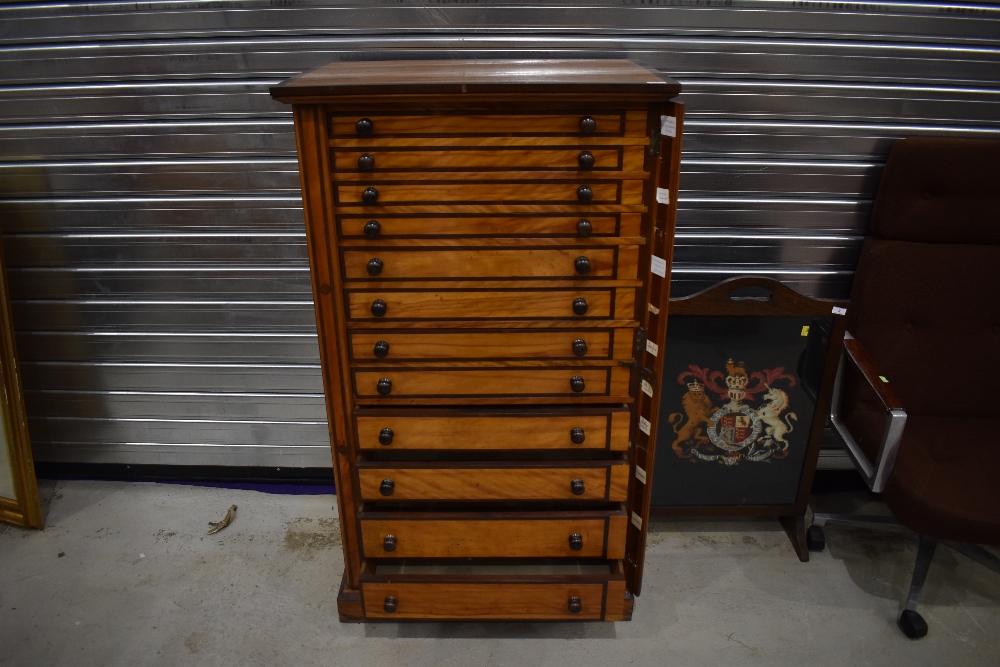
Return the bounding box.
[271,59,682,622]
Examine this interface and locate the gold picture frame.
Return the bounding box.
[0,234,42,529]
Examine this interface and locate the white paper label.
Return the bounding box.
[832,306,847,315]
[660,115,677,137]
[648,303,660,315]
[650,255,667,278]
[645,340,659,356]
[639,416,651,435]
[641,380,654,397]
[655,187,670,204]
[635,466,647,484]
[631,512,643,529]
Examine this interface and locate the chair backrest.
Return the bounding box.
[848,138,1000,418]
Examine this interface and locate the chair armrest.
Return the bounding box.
[842,337,906,411]
[830,332,907,493]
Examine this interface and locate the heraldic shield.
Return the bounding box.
[651,315,825,507]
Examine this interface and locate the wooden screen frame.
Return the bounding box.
[649,276,847,561]
[0,235,43,529]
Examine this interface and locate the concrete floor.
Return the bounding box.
[1,480,998,666]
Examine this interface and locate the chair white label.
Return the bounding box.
[650,255,667,277]
[645,340,659,356]
[832,306,847,315]
[641,379,654,397]
[631,512,643,529]
[635,466,647,484]
[655,188,670,204]
[639,416,651,435]
[660,115,677,137]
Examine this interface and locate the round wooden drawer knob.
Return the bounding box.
[576,185,593,203]
[373,340,390,358]
[579,116,597,134]
[383,595,398,613]
[377,377,392,396]
[570,375,585,393]
[570,479,585,496]
[572,298,588,315]
[383,534,397,552]
[576,219,592,237]
[574,256,591,275]
[569,533,584,551]
[371,299,387,317]
[363,220,381,238]
[578,151,595,169]
[362,186,379,205]
[380,479,395,496]
[568,596,582,614]
[570,427,586,444]
[378,428,394,445]
[366,258,383,276]
[572,339,588,356]
[356,118,373,137]
[358,153,375,171]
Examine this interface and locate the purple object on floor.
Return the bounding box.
[159,481,336,495]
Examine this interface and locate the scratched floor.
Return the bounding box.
[2,480,998,666]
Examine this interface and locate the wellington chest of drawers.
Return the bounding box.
[271,59,682,622]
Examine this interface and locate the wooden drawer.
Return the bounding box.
[332,146,645,172]
[337,214,641,238]
[362,582,607,621]
[342,247,638,281]
[354,408,630,451]
[357,462,629,502]
[346,288,635,321]
[348,328,634,362]
[353,367,631,400]
[334,181,643,206]
[330,111,644,137]
[359,512,627,559]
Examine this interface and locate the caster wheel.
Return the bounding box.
[806,525,826,552]
[898,609,928,639]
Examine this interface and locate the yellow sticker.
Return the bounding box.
[879,375,889,383]
[800,325,810,337]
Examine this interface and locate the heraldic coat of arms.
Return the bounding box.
[669,359,798,465]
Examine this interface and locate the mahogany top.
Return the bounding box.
[270,59,680,102]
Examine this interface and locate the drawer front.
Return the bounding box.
[343,247,637,281]
[357,464,629,501]
[362,582,606,620]
[360,516,627,559]
[354,410,630,451]
[331,111,643,137]
[335,181,643,206]
[337,214,641,238]
[349,329,634,361]
[347,289,634,321]
[333,147,645,172]
[353,367,631,399]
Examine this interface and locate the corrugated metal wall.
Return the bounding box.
[1,1,998,468]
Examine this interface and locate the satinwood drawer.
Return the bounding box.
[354,408,630,451]
[330,111,645,137]
[332,146,645,172]
[362,582,609,621]
[346,288,634,321]
[337,214,641,238]
[360,513,628,559]
[353,366,631,401]
[348,329,635,362]
[357,462,629,502]
[342,247,638,281]
[335,181,643,206]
